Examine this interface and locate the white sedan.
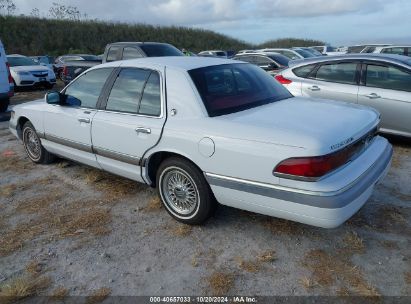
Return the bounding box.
[7,55,56,89]
[9,57,392,228]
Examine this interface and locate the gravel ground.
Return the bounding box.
[0,89,410,300]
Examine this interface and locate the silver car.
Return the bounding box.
[276,54,411,138]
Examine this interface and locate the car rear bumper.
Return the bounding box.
[206,137,392,228]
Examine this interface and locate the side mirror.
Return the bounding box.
[45,91,62,105]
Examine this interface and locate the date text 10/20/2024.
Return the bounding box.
[149,296,258,303]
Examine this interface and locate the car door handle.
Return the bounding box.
[135,127,151,134]
[78,118,90,123]
[365,93,381,99]
[308,86,321,91]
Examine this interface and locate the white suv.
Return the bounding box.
[0,39,13,112]
[7,54,56,89]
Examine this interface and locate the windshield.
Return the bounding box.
[215,51,227,57]
[7,56,38,67]
[268,55,290,66]
[189,63,292,117]
[140,44,183,57]
[294,49,315,58]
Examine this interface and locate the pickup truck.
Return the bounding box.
[61,59,101,85]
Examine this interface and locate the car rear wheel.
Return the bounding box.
[22,121,55,164]
[157,157,216,225]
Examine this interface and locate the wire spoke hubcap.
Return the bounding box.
[24,128,41,160]
[161,168,199,215]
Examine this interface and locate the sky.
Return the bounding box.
[11,0,411,46]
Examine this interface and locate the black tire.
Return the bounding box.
[45,83,54,90]
[0,98,9,113]
[156,157,216,225]
[22,121,55,164]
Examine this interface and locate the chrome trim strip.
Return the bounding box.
[45,134,93,153]
[205,144,392,209]
[94,147,141,166]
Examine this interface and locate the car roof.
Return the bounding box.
[96,56,242,71]
[106,42,171,46]
[289,53,411,68]
[7,54,26,57]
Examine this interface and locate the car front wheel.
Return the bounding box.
[22,121,55,164]
[156,157,216,225]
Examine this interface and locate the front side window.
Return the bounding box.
[189,63,292,117]
[106,68,151,113]
[64,68,113,108]
[106,46,120,62]
[138,72,161,116]
[122,47,143,60]
[366,64,411,92]
[315,62,357,85]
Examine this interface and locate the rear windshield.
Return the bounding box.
[80,55,100,61]
[215,52,226,57]
[140,44,183,57]
[268,55,290,66]
[189,63,292,117]
[294,49,315,58]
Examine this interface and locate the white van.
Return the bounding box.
[0,39,13,112]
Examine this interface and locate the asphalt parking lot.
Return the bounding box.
[0,87,410,299]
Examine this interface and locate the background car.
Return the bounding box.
[295,47,324,57]
[102,42,183,63]
[54,54,101,80]
[311,45,343,55]
[7,54,56,89]
[275,54,411,138]
[260,48,313,60]
[198,50,227,58]
[30,55,55,70]
[346,44,391,54]
[233,52,290,76]
[373,46,411,57]
[0,39,14,112]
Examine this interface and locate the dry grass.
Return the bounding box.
[83,168,143,200]
[0,220,44,257]
[257,250,277,263]
[206,271,234,296]
[342,231,365,252]
[0,275,51,302]
[405,272,411,285]
[300,276,317,290]
[16,192,63,214]
[25,260,43,275]
[144,196,163,211]
[50,286,69,300]
[380,240,400,250]
[1,176,56,199]
[170,224,192,237]
[263,218,304,235]
[86,287,111,304]
[237,258,260,273]
[302,249,380,296]
[0,153,35,173]
[51,207,111,237]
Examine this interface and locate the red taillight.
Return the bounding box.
[63,66,68,76]
[275,74,292,85]
[274,149,354,180]
[6,62,13,84]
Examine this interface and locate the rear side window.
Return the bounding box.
[106,68,151,113]
[139,44,183,57]
[381,47,406,55]
[293,64,316,78]
[138,72,161,116]
[366,64,411,92]
[315,62,357,85]
[106,46,120,62]
[189,63,292,117]
[122,47,143,60]
[64,68,113,108]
